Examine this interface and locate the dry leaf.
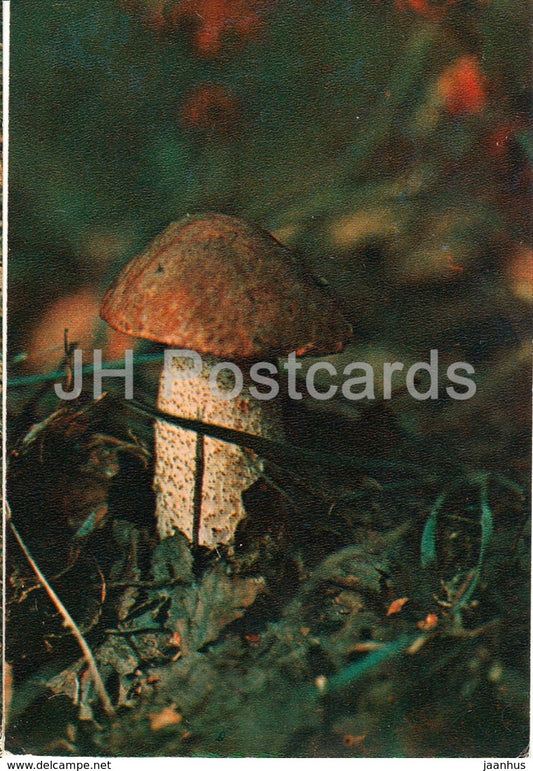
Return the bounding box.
[167,566,266,655]
[386,597,409,616]
[149,705,183,732]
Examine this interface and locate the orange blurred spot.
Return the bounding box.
[507,246,532,302]
[386,596,409,616]
[437,56,487,115]
[169,632,181,648]
[180,83,242,135]
[342,733,366,748]
[417,612,439,631]
[196,0,232,56]
[444,252,465,273]
[397,0,433,14]
[244,633,261,643]
[124,0,272,58]
[27,286,138,373]
[190,0,266,57]
[395,0,462,18]
[27,288,101,372]
[148,705,183,731]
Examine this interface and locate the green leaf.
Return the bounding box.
[421,491,447,568]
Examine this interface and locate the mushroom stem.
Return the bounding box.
[154,354,283,548]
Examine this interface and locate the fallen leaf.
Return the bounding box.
[167,565,266,655]
[386,597,409,616]
[149,705,183,731]
[151,533,194,586]
[417,612,439,631]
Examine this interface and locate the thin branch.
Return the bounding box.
[6,501,115,718]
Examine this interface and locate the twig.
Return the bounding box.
[6,501,115,718]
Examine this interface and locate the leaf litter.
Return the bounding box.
[5,394,530,757]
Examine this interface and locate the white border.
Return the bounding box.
[0,1,529,765]
[2,0,10,755]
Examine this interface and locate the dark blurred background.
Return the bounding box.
[8,0,532,464]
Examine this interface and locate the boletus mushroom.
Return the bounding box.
[101,213,351,549]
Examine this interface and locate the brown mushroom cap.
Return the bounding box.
[101,213,352,360]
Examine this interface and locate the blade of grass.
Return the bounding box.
[326,634,416,693]
[454,474,494,612]
[7,353,165,389]
[127,396,452,479]
[421,490,447,568]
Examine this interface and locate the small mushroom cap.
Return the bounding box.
[101,213,352,359]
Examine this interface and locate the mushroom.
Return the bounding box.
[101,213,351,549]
